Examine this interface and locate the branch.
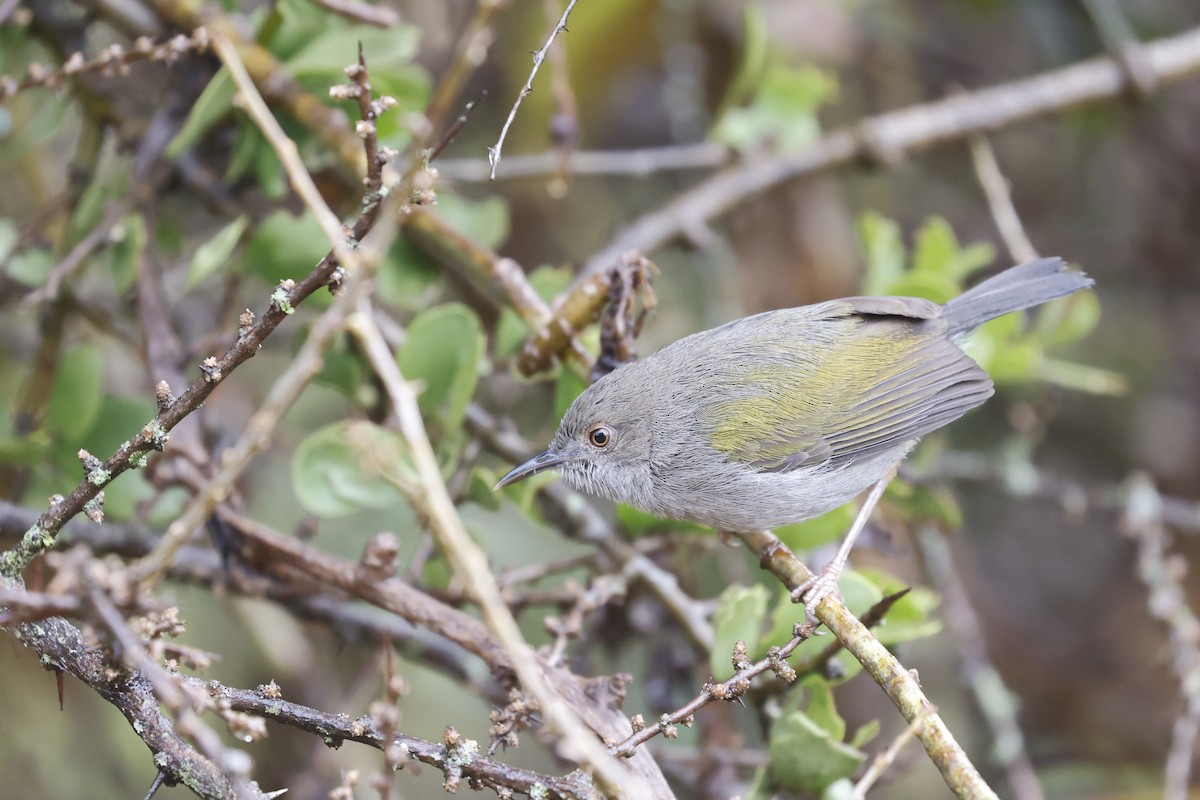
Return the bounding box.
[610,622,817,758]
[0,29,212,103]
[576,25,1200,282]
[967,134,1039,264]
[916,528,1045,800]
[193,677,597,799]
[1122,474,1200,800]
[488,0,580,179]
[733,529,999,800]
[3,598,247,799]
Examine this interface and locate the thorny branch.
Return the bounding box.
[488,0,579,179]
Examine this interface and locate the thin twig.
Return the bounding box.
[194,676,597,798]
[0,29,213,103]
[488,0,579,179]
[1122,474,1200,800]
[88,586,260,799]
[916,528,1045,800]
[848,707,935,800]
[212,35,353,265]
[610,621,818,758]
[967,134,1039,263]
[22,203,130,308]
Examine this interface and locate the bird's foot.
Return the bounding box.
[791,564,844,619]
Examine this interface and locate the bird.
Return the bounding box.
[496,257,1093,614]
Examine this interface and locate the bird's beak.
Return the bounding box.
[494,449,565,489]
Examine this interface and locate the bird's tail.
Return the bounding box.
[942,257,1093,338]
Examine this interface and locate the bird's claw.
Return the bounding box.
[791,565,844,619]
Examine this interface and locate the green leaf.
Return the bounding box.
[288,25,420,75]
[855,568,943,645]
[4,247,53,288]
[254,139,289,200]
[710,584,770,679]
[291,420,410,518]
[913,217,996,281]
[616,503,707,536]
[377,237,442,310]
[804,678,846,741]
[0,219,18,262]
[313,341,364,399]
[848,718,881,750]
[465,470,503,511]
[743,767,773,800]
[1032,290,1100,346]
[901,483,963,528]
[188,216,249,290]
[167,69,235,158]
[397,303,485,429]
[47,344,104,444]
[108,213,147,294]
[769,709,866,794]
[859,212,905,295]
[775,504,857,552]
[911,216,959,276]
[437,194,511,252]
[712,65,836,152]
[717,4,769,114]
[242,210,331,288]
[769,570,883,678]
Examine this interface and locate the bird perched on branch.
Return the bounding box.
[497,258,1093,614]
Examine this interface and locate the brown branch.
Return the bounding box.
[0,502,493,694]
[0,29,212,103]
[194,677,598,799]
[488,0,579,179]
[87,586,261,799]
[576,25,1200,282]
[3,598,247,799]
[733,529,999,800]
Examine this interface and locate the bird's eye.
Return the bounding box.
[587,425,612,448]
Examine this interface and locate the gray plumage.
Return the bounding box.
[497,258,1093,533]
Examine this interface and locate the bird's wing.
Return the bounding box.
[705,297,994,472]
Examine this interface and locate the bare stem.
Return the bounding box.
[488,0,580,179]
